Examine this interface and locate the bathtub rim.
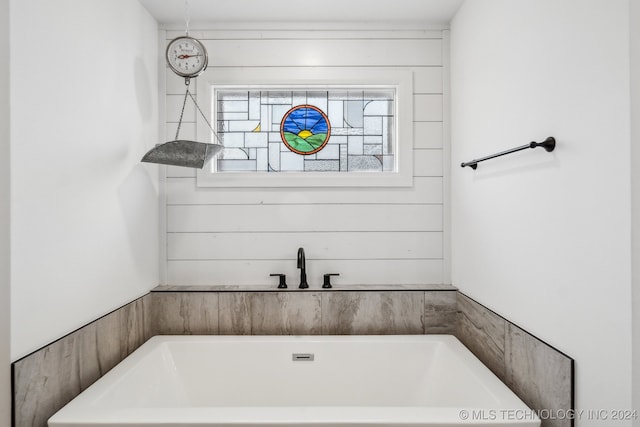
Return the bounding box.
[47,334,541,427]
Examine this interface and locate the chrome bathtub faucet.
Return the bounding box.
[297,247,309,289]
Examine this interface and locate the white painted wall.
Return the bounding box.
[0,0,10,424]
[451,0,632,424]
[163,29,447,287]
[10,0,160,360]
[631,0,640,423]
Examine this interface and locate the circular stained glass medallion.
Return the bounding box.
[280,105,331,155]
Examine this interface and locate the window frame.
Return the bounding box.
[196,67,413,188]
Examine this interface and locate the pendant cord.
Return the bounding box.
[174,86,190,140]
[184,0,191,36]
[175,78,223,145]
[187,90,223,144]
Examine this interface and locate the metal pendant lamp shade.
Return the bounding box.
[141,83,223,169]
[141,140,222,169]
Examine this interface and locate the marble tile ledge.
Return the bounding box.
[152,284,457,292]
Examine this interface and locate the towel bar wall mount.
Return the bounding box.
[461,136,556,170]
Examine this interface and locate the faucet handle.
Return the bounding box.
[270,273,287,289]
[322,273,339,289]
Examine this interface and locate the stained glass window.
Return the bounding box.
[214,89,395,173]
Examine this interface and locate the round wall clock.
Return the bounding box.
[166,36,208,78]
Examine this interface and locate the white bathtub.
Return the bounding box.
[48,335,540,427]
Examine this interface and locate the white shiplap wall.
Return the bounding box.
[163,29,447,286]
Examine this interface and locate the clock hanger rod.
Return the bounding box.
[184,0,191,36]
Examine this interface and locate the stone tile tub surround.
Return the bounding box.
[151,288,457,335]
[12,295,151,427]
[12,287,573,427]
[456,293,574,427]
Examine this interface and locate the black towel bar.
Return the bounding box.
[461,137,556,170]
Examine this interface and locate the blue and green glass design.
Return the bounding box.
[280,105,331,155]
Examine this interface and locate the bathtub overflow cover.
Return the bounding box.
[292,353,314,361]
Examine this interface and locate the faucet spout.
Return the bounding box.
[297,247,308,289]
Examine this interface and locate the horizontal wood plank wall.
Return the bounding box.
[164,29,446,286]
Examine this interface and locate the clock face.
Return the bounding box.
[166,36,208,78]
